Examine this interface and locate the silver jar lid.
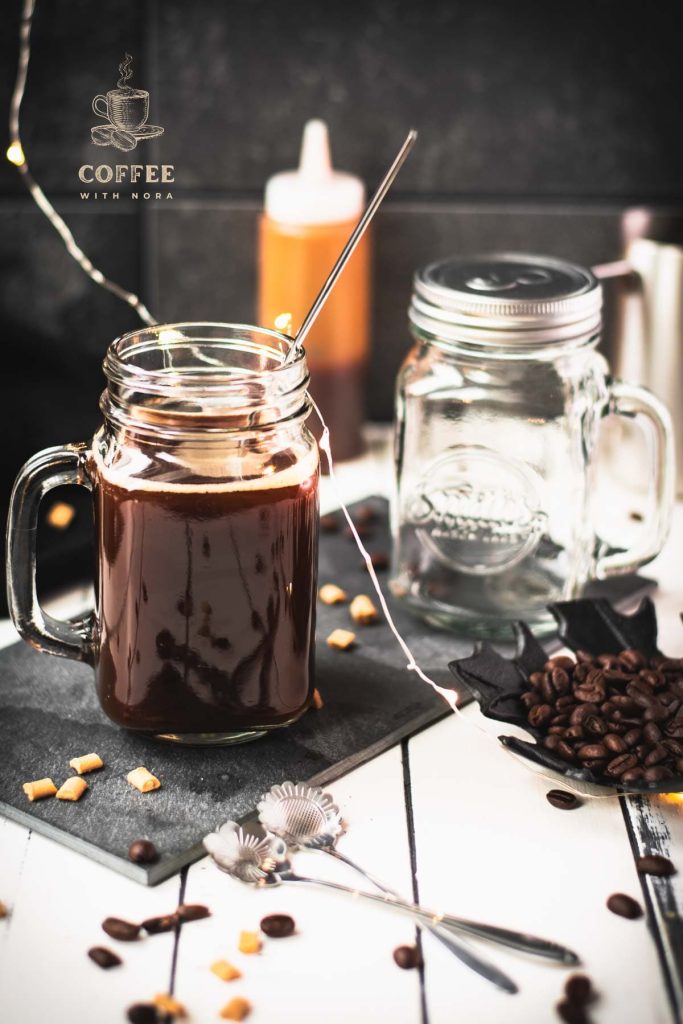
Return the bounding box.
[410,253,602,345]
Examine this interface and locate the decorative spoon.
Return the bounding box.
[203,821,519,995]
[257,782,579,965]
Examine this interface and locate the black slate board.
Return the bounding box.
[0,497,653,884]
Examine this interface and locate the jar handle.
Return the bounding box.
[6,443,96,664]
[596,380,676,578]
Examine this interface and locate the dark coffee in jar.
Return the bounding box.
[94,453,318,736]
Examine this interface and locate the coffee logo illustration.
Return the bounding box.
[91,54,164,151]
[406,448,548,575]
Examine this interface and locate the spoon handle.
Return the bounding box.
[324,848,578,964]
[281,871,518,995]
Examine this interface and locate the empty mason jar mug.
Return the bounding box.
[7,324,319,743]
[391,254,675,637]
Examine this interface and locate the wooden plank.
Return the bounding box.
[173,745,422,1023]
[622,794,683,1019]
[0,820,182,1024]
[408,709,674,1024]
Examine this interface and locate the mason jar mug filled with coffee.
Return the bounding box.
[6,324,319,743]
[391,254,675,637]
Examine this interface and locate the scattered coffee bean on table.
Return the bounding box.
[606,893,643,919]
[320,514,340,532]
[564,974,594,1004]
[361,551,389,572]
[546,789,582,810]
[177,903,211,922]
[142,913,178,935]
[127,1005,158,1024]
[128,839,159,864]
[636,854,676,877]
[393,945,423,970]
[102,916,141,941]
[87,946,122,969]
[260,913,295,938]
[556,1000,589,1024]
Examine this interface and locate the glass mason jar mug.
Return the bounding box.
[7,324,319,743]
[391,254,675,637]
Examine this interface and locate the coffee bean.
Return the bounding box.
[607,893,643,919]
[550,714,570,727]
[260,913,295,938]
[127,1005,158,1024]
[544,735,561,751]
[556,999,589,1024]
[393,944,422,970]
[541,675,558,703]
[665,717,683,738]
[621,768,645,783]
[604,734,627,754]
[128,840,159,865]
[549,725,568,736]
[546,789,581,810]
[102,917,140,941]
[640,669,664,688]
[529,671,545,688]
[320,514,339,532]
[529,704,553,728]
[583,757,609,771]
[571,703,599,725]
[663,738,683,756]
[577,743,608,760]
[643,722,662,744]
[574,684,605,704]
[177,904,211,922]
[576,649,594,663]
[636,855,676,877]
[142,914,178,935]
[584,715,607,737]
[644,704,668,722]
[621,649,646,670]
[643,765,672,782]
[556,695,577,710]
[552,667,571,694]
[606,753,637,777]
[88,946,122,969]
[644,744,668,767]
[565,725,585,742]
[556,741,576,762]
[623,728,642,748]
[564,973,594,1004]
[547,656,575,672]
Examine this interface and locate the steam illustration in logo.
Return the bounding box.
[91,54,164,151]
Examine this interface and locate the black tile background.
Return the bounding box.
[1,0,682,600]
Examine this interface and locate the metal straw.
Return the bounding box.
[283,128,418,363]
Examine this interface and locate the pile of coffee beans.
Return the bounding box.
[520,649,683,784]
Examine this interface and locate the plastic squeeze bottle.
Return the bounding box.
[258,119,370,462]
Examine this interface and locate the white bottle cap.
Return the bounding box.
[264,119,365,226]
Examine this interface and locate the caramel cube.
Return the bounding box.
[22,778,57,802]
[319,583,347,605]
[238,930,262,954]
[69,753,104,775]
[211,960,242,981]
[127,767,161,793]
[350,594,379,625]
[220,997,252,1021]
[56,777,88,802]
[326,628,356,651]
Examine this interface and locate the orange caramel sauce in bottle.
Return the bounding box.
[258,120,370,462]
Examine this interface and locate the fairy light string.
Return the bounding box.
[7,2,668,805]
[7,0,155,325]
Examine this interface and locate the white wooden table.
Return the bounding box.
[1,428,681,1024]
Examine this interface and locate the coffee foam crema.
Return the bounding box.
[93,441,319,494]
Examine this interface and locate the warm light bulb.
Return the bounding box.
[274,312,293,334]
[6,141,25,166]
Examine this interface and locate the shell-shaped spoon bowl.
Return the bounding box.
[257,781,344,848]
